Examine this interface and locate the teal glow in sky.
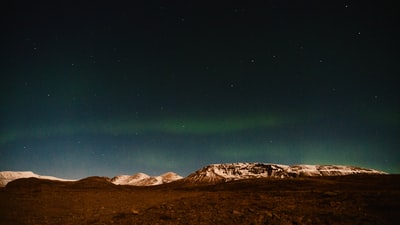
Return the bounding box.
[1,1,399,178]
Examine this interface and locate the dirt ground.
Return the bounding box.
[0,175,399,225]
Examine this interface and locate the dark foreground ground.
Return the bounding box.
[0,175,399,225]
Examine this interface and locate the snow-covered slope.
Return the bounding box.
[111,172,183,186]
[0,171,75,187]
[184,163,387,184]
[286,164,386,176]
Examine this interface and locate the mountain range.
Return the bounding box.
[0,163,387,187]
[183,163,387,184]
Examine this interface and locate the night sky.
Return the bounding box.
[1,1,399,179]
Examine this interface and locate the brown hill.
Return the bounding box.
[5,177,70,189]
[70,176,115,189]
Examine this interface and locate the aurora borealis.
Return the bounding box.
[1,1,399,179]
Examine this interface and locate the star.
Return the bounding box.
[1,0,398,179]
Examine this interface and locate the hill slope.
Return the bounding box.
[0,171,74,187]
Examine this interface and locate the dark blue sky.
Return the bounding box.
[1,1,399,179]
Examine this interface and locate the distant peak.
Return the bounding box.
[110,172,183,186]
[184,163,387,184]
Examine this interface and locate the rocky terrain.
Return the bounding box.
[0,174,399,225]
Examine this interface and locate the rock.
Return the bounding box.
[265,211,273,218]
[232,210,241,215]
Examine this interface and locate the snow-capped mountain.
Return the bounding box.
[0,170,183,187]
[111,172,183,186]
[184,163,387,184]
[1,163,387,187]
[0,171,75,187]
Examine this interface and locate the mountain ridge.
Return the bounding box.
[183,163,387,184]
[0,163,387,187]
